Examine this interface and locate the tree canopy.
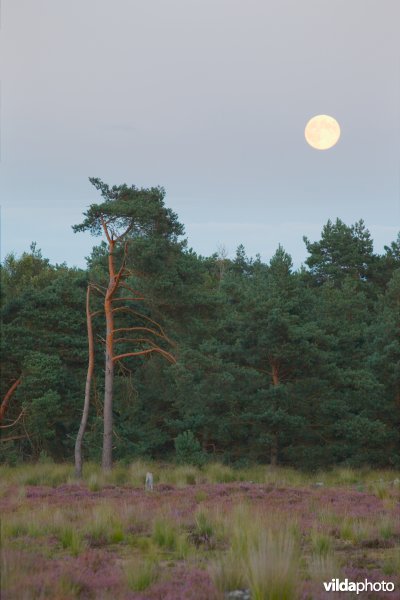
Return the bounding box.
[1,186,399,470]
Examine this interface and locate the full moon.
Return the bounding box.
[305,114,341,150]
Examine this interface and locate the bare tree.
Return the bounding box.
[74,285,96,478]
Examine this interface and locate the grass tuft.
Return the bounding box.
[308,554,341,581]
[59,526,86,556]
[339,516,371,544]
[152,518,178,551]
[383,548,400,576]
[85,504,124,546]
[209,551,247,593]
[87,473,103,492]
[195,509,214,539]
[246,527,299,600]
[310,529,333,557]
[125,557,159,591]
[378,515,394,540]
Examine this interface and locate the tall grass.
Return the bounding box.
[377,515,395,540]
[310,529,333,557]
[339,517,372,544]
[195,509,215,539]
[209,552,248,593]
[1,461,399,490]
[247,528,299,600]
[152,518,179,551]
[85,504,125,545]
[125,557,159,591]
[210,505,299,600]
[308,554,341,581]
[59,526,86,556]
[383,548,400,576]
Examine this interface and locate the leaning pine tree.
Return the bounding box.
[73,178,182,471]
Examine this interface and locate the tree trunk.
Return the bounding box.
[102,242,116,471]
[74,285,95,478]
[0,377,22,425]
[271,362,279,386]
[270,360,279,466]
[270,434,278,467]
[102,302,114,471]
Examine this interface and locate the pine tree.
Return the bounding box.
[73,178,182,470]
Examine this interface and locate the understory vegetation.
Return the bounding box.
[1,463,400,599]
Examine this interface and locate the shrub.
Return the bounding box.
[38,450,54,465]
[204,462,237,483]
[195,490,208,502]
[174,431,207,467]
[167,465,200,487]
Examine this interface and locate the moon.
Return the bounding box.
[305,114,341,150]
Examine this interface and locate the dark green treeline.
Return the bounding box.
[1,217,399,470]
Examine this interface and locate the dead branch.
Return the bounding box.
[0,434,28,443]
[111,296,145,303]
[115,222,134,243]
[111,307,172,342]
[90,282,107,295]
[113,347,176,364]
[119,282,143,294]
[113,326,171,343]
[0,409,26,429]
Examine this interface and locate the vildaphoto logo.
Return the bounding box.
[323,578,395,594]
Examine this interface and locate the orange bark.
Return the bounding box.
[103,239,116,471]
[99,221,176,471]
[0,377,22,425]
[271,362,280,386]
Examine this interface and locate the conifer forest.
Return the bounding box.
[2,179,399,472]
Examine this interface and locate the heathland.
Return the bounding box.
[1,463,400,599]
[1,183,400,598]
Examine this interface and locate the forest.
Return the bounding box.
[1,180,399,471]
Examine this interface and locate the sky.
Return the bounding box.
[1,0,399,268]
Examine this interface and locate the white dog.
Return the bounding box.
[145,472,153,491]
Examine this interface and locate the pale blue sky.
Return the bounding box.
[1,0,399,267]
